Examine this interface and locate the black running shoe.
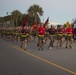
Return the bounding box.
[20,45,22,48]
[24,49,27,50]
[69,45,72,48]
[37,43,39,46]
[38,48,40,50]
[41,48,44,50]
[65,46,68,48]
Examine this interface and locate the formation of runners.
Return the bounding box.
[0,23,74,50]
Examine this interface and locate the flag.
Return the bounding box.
[32,22,37,30]
[66,21,70,29]
[22,14,28,26]
[43,17,49,27]
[22,14,28,30]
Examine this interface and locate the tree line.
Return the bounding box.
[0,4,76,28]
[0,4,43,27]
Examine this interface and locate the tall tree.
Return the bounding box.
[0,17,4,22]
[72,18,76,24]
[11,10,22,27]
[27,4,43,23]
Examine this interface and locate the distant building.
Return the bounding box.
[48,22,61,28]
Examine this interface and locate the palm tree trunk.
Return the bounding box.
[35,14,37,23]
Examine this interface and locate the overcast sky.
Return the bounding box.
[0,0,76,24]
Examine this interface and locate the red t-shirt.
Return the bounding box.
[62,28,65,33]
[66,27,73,34]
[38,27,45,35]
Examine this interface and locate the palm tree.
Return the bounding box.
[27,4,43,23]
[11,10,22,27]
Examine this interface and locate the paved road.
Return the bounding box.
[0,37,76,75]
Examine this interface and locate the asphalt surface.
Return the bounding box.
[0,37,76,75]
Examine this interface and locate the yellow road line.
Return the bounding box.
[13,46,76,75]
